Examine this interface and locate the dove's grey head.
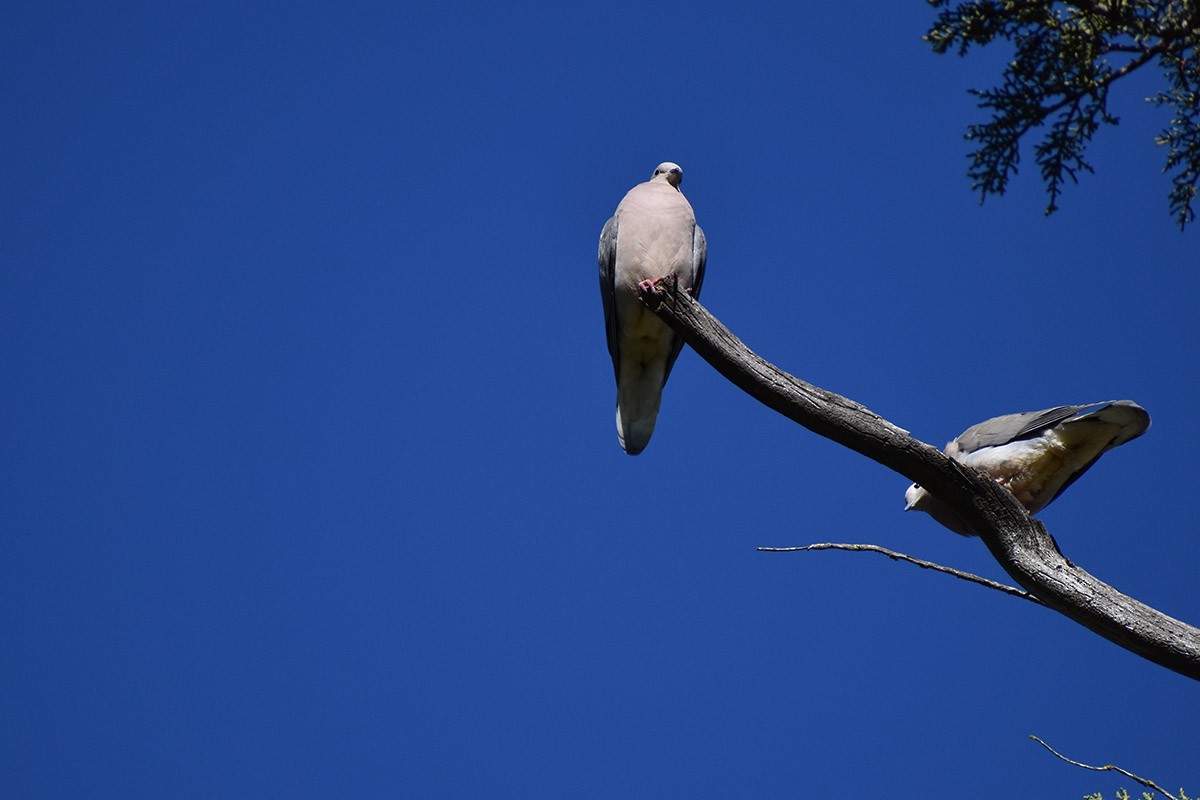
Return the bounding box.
[903,483,926,512]
[904,481,975,537]
[651,161,683,189]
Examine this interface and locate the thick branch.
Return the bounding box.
[641,283,1200,680]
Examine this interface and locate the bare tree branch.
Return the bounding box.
[639,281,1200,680]
[1030,735,1181,800]
[758,543,1045,605]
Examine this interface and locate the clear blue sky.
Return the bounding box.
[4,2,1197,797]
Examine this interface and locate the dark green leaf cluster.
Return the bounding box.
[1084,789,1192,800]
[926,0,1200,228]
[1151,36,1200,226]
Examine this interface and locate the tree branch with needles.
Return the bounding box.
[924,0,1200,227]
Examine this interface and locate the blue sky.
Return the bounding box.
[4,2,1197,797]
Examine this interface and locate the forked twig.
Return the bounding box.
[1030,735,1181,800]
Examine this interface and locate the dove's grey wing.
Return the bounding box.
[691,224,707,299]
[950,404,1090,454]
[598,215,620,382]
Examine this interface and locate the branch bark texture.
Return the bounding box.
[640,282,1200,681]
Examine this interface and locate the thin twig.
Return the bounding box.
[1030,735,1180,800]
[758,543,1045,606]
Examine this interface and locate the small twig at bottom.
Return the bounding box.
[758,542,1044,606]
[1030,735,1180,800]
